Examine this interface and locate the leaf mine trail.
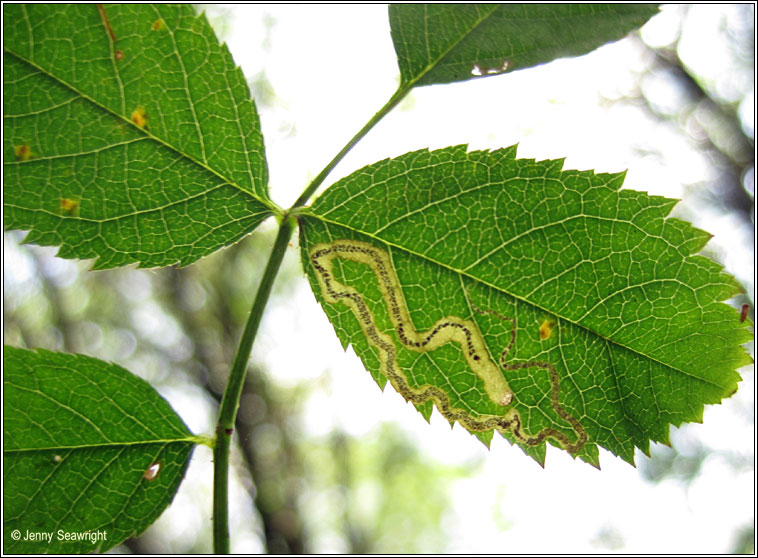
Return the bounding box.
[310,240,587,454]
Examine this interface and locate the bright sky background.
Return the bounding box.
[4,4,752,554]
[159,4,754,553]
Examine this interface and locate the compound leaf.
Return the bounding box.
[390,4,660,87]
[300,145,752,466]
[3,4,273,269]
[3,346,200,554]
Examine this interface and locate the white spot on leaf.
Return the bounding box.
[143,462,161,481]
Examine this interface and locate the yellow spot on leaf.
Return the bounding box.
[131,106,148,129]
[143,462,161,481]
[152,18,166,31]
[539,320,555,340]
[14,144,33,161]
[59,198,80,215]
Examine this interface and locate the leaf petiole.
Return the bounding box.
[292,86,410,210]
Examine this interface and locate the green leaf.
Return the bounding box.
[3,4,274,269]
[300,145,752,466]
[389,4,660,87]
[3,346,200,553]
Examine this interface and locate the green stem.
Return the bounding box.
[213,217,295,554]
[292,86,410,209]
[212,84,409,554]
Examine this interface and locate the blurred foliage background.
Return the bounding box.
[3,4,754,554]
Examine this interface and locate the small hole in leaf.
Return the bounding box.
[143,462,161,481]
[53,454,63,463]
[470,59,511,77]
[493,60,511,74]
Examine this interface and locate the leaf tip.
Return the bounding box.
[473,429,494,449]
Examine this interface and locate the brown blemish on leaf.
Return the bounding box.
[14,144,33,161]
[143,462,161,481]
[152,18,166,31]
[539,320,555,340]
[96,4,117,42]
[131,106,148,129]
[115,49,125,61]
[740,304,749,323]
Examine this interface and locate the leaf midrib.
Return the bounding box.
[3,47,281,217]
[3,180,271,224]
[4,438,199,453]
[305,211,730,391]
